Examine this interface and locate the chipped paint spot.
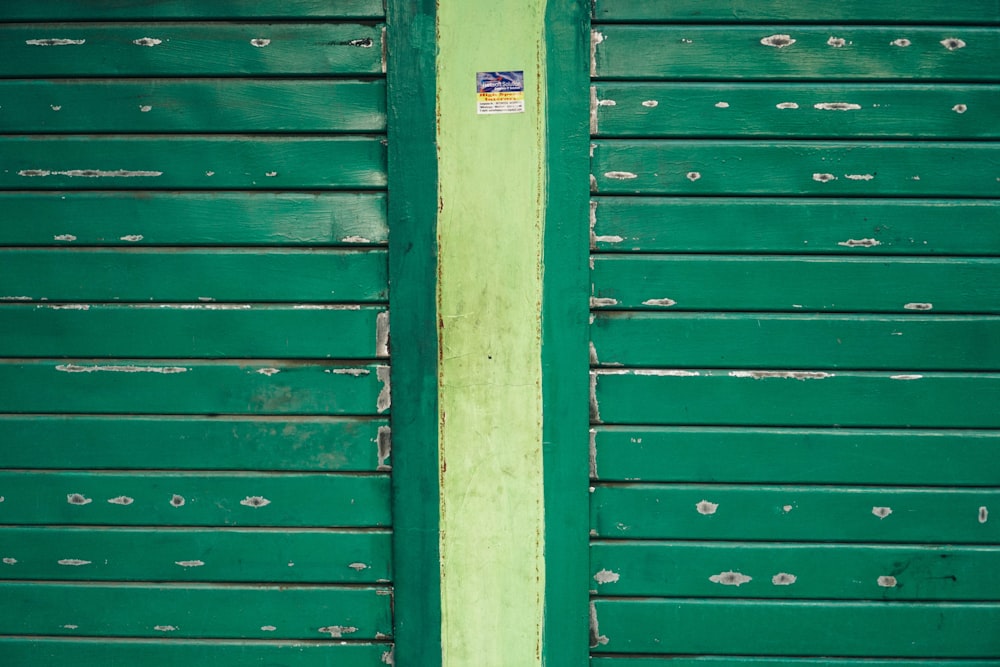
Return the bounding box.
[62,625,78,629]
[761,34,796,48]
[56,364,187,374]
[827,36,847,48]
[67,493,92,505]
[349,562,369,572]
[979,506,989,523]
[382,648,395,666]
[377,425,392,471]
[890,374,923,380]
[845,174,875,181]
[715,101,730,108]
[295,304,361,310]
[838,238,880,247]
[813,173,837,182]
[642,298,677,307]
[590,173,598,192]
[261,625,277,632]
[814,102,861,111]
[205,171,215,176]
[170,494,185,507]
[776,102,799,109]
[265,171,278,177]
[941,37,966,51]
[133,38,162,47]
[696,500,718,515]
[54,234,77,242]
[58,559,91,566]
[342,235,372,243]
[120,235,144,242]
[710,571,752,586]
[772,573,797,585]
[877,575,898,588]
[19,169,162,178]
[597,99,616,107]
[604,171,637,180]
[348,38,374,47]
[912,175,921,180]
[589,428,598,478]
[251,38,271,47]
[590,373,601,423]
[376,310,390,358]
[686,171,701,182]
[153,625,176,632]
[50,105,62,111]
[729,370,832,380]
[26,39,86,46]
[594,234,623,243]
[591,31,604,77]
[1,296,32,301]
[952,104,968,114]
[376,365,391,413]
[107,496,133,505]
[48,304,90,310]
[782,505,794,512]
[175,560,204,568]
[642,100,659,108]
[594,569,620,585]
[240,495,270,508]
[634,369,699,377]
[330,368,371,377]
[590,297,618,307]
[2,558,16,565]
[680,38,693,44]
[139,105,152,112]
[872,506,893,519]
[891,38,911,47]
[589,602,609,647]
[904,302,933,311]
[589,86,600,134]
[256,368,281,377]
[319,625,358,638]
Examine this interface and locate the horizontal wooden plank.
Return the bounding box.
[0,416,389,471]
[592,369,1000,428]
[591,484,1000,542]
[0,361,389,416]
[591,599,1000,656]
[0,471,389,527]
[591,255,1000,314]
[0,305,388,359]
[591,313,1000,370]
[0,80,385,133]
[590,198,1000,255]
[0,527,390,583]
[0,249,387,303]
[591,141,1000,196]
[592,84,1000,138]
[0,582,391,640]
[592,26,1000,81]
[0,1,384,20]
[591,426,1000,485]
[0,136,386,190]
[590,541,1000,600]
[0,192,388,246]
[592,660,1000,667]
[0,24,383,77]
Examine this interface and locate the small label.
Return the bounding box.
[477,71,524,115]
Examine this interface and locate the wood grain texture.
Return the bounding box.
[0,1,384,20]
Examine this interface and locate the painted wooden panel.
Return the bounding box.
[590,198,1000,255]
[0,471,389,527]
[591,256,1000,314]
[591,141,1000,197]
[591,484,999,542]
[0,527,390,583]
[0,80,386,133]
[592,26,999,81]
[591,427,1000,485]
[0,192,388,246]
[593,660,1000,667]
[0,1,384,20]
[0,24,384,77]
[0,416,389,471]
[0,136,386,190]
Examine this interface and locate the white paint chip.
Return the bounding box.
[761,34,796,48]
[604,171,637,180]
[891,38,911,47]
[642,298,677,307]
[261,625,277,632]
[729,370,832,380]
[590,297,618,308]
[633,369,699,377]
[251,38,271,47]
[715,101,730,108]
[349,562,369,571]
[696,500,718,515]
[776,102,799,109]
[826,36,847,48]
[597,99,616,107]
[844,174,875,181]
[877,575,898,587]
[686,171,701,181]
[120,235,144,242]
[838,238,880,247]
[240,495,271,508]
[952,104,968,114]
[710,571,752,586]
[2,558,16,565]
[941,37,966,50]
[170,494,186,507]
[19,169,162,178]
[67,493,92,505]
[979,506,989,524]
[772,573,797,586]
[872,506,893,519]
[50,105,62,111]
[139,105,152,112]
[58,559,91,566]
[782,505,794,512]
[56,364,187,374]
[594,569,620,585]
[904,302,933,311]
[133,38,163,47]
[62,625,79,630]
[641,100,658,108]
[175,560,205,568]
[153,625,177,632]
[890,374,923,381]
[107,496,134,505]
[319,625,358,638]
[54,234,77,242]
[26,39,86,46]
[265,171,277,177]
[342,235,372,243]
[814,102,861,111]
[377,364,391,413]
[813,173,837,182]
[256,368,281,377]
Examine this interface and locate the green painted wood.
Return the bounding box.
[593,84,1000,138]
[0,361,389,416]
[0,250,386,303]
[0,416,388,471]
[0,305,387,359]
[591,484,999,542]
[0,80,385,133]
[591,256,1000,314]
[0,582,391,640]
[591,198,1000,255]
[0,136,386,190]
[591,427,1000,485]
[0,527,390,583]
[592,26,1000,81]
[0,471,389,527]
[591,313,1000,370]
[0,24,383,77]
[591,141,1000,196]
[0,192,388,246]
[0,1,384,20]
[593,660,1000,667]
[590,599,1000,656]
[590,541,1000,600]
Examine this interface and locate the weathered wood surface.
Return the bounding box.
[0,1,384,20]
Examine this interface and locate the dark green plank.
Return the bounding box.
[0,80,385,133]
[591,141,1000,196]
[0,1,384,20]
[0,24,383,77]
[591,255,1000,314]
[591,198,1000,255]
[0,582,390,640]
[592,84,1000,138]
[0,305,388,359]
[591,599,1000,656]
[591,484,999,542]
[592,660,1000,667]
[0,471,389,527]
[0,527,390,583]
[591,542,1000,600]
[0,416,389,471]
[592,26,1000,81]
[0,136,386,190]
[0,249,387,303]
[591,313,1000,370]
[592,369,1000,428]
[591,426,1000,485]
[0,192,388,246]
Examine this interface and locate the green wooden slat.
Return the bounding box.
[591,313,1000,370]
[592,369,1000,428]
[592,84,1000,138]
[0,24,383,77]
[0,305,388,359]
[0,527,390,583]
[590,542,1000,600]
[0,249,387,303]
[592,660,1000,667]
[591,198,1000,255]
[0,1,384,20]
[590,599,1000,656]
[591,255,1000,314]
[0,136,386,191]
[591,427,1000,485]
[0,471,389,527]
[0,80,386,133]
[591,141,1000,196]
[0,582,391,640]
[0,192,388,246]
[0,416,389,471]
[591,484,999,542]
[592,26,1000,81]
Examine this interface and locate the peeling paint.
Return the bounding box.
[814,102,861,111]
[376,311,390,358]
[1,296,33,301]
[56,364,187,374]
[642,298,677,307]
[952,104,968,114]
[826,36,847,48]
[782,505,794,512]
[329,367,371,377]
[170,494,185,507]
[594,569,620,585]
[940,37,966,50]
[120,235,144,242]
[877,575,898,587]
[67,493,92,505]
[382,648,395,666]
[256,368,281,377]
[696,500,718,515]
[348,38,374,47]
[594,234,623,243]
[589,602,609,647]
[890,374,923,380]
[319,625,358,638]
[642,100,659,108]
[597,99,616,107]
[295,304,361,310]
[251,38,271,47]
[979,506,989,524]
[2,558,16,565]
[133,38,162,47]
[891,38,911,47]
[175,560,204,568]
[19,169,162,178]
[377,425,392,470]
[589,373,601,423]
[590,30,605,77]
[140,105,152,112]
[772,573,797,586]
[838,238,880,247]
[710,571,752,586]
[153,625,176,632]
[760,34,796,48]
[58,559,91,566]
[590,297,618,307]
[845,174,875,181]
[604,171,637,180]
[376,365,391,413]
[62,625,78,629]
[261,625,277,631]
[813,173,837,182]
[349,562,369,571]
[872,506,893,519]
[776,102,799,109]
[343,235,373,243]
[715,102,730,108]
[589,428,598,478]
[904,302,933,311]
[54,234,77,242]
[633,369,699,377]
[265,171,278,177]
[686,171,701,182]
[48,304,90,310]
[107,496,134,505]
[50,105,62,111]
[589,87,599,135]
[26,38,86,46]
[240,495,270,508]
[729,370,832,380]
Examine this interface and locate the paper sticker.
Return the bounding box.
[477,71,524,115]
